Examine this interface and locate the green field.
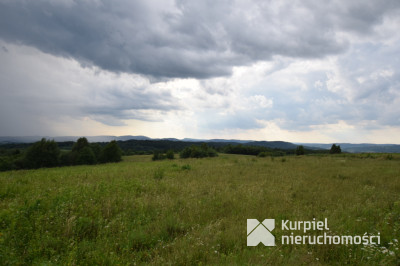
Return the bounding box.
[1,154,399,265]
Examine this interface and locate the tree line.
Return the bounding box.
[0,138,342,171]
[0,138,122,171]
[223,144,287,156]
[152,144,218,160]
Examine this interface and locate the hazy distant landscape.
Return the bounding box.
[2,135,400,153]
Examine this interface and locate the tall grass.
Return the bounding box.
[0,154,399,264]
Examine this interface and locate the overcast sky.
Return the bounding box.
[1,0,400,143]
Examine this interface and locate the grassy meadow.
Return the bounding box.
[0,153,399,265]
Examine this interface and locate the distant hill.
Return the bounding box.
[208,139,251,144]
[116,135,152,141]
[181,138,207,142]
[296,143,400,153]
[1,136,400,153]
[245,141,298,150]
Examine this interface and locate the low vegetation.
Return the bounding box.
[0,153,399,264]
[224,144,287,156]
[152,150,175,161]
[180,144,218,158]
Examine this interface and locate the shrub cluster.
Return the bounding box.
[0,155,19,171]
[295,145,305,155]
[152,150,175,161]
[24,138,60,168]
[60,138,122,166]
[180,144,218,158]
[330,144,342,154]
[224,144,286,157]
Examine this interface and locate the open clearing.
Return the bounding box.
[1,154,399,265]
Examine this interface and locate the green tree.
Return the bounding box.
[72,137,90,152]
[60,151,73,166]
[24,138,60,169]
[70,137,96,165]
[180,146,192,158]
[180,144,218,158]
[330,144,342,154]
[166,150,175,159]
[337,145,342,154]
[99,140,122,163]
[90,143,102,162]
[75,146,96,165]
[295,145,305,155]
[0,157,14,171]
[152,151,164,161]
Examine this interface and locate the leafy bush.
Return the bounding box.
[295,145,305,155]
[99,141,122,163]
[70,137,96,165]
[153,149,175,161]
[90,143,102,162]
[330,144,342,154]
[60,151,73,166]
[181,164,191,170]
[72,137,90,153]
[23,138,60,169]
[385,154,394,160]
[152,151,165,161]
[75,146,96,165]
[225,144,286,156]
[166,150,175,159]
[180,144,218,159]
[0,157,14,171]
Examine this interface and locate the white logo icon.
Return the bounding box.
[247,219,275,246]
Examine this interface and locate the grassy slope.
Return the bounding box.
[0,154,399,265]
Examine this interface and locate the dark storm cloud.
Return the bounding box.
[302,0,400,34]
[0,42,181,134]
[1,0,399,79]
[81,86,179,125]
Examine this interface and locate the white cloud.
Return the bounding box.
[248,95,273,109]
